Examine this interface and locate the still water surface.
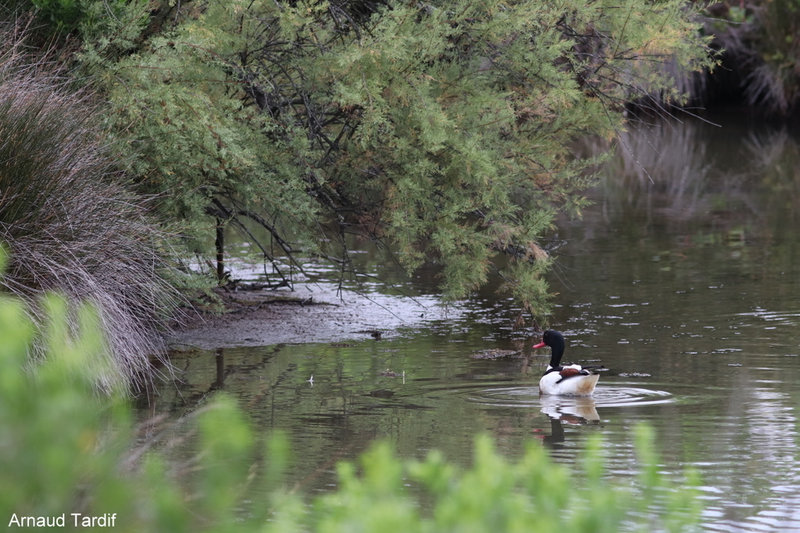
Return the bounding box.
[144,114,800,532]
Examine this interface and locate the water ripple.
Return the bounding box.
[591,386,674,408]
[465,385,674,409]
[736,307,800,328]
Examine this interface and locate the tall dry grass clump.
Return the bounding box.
[0,26,179,392]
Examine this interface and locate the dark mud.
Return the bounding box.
[168,281,463,349]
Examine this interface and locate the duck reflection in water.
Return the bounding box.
[536,394,600,447]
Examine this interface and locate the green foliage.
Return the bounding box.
[0,291,295,531]
[317,433,702,533]
[72,0,712,318]
[0,294,128,520]
[84,1,318,278]
[0,292,702,532]
[28,0,84,32]
[7,0,139,37]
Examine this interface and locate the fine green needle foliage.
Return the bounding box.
[88,2,321,278]
[0,291,703,533]
[68,0,713,317]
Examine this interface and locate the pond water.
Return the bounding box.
[142,112,800,531]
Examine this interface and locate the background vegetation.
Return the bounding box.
[702,0,800,114]
[8,0,714,318]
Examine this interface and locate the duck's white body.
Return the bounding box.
[538,364,599,396]
[534,330,599,397]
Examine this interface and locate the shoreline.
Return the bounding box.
[168,281,463,350]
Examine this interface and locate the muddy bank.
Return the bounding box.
[169,281,464,350]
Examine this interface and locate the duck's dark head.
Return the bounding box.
[532,329,566,367]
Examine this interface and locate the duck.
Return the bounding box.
[533,330,599,396]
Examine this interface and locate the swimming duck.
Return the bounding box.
[533,330,599,396]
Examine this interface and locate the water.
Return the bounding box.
[142,113,800,531]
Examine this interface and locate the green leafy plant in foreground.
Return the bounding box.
[0,294,702,532]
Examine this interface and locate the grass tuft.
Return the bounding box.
[0,24,180,392]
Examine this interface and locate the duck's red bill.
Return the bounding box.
[532,341,546,349]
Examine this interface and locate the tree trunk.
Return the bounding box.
[215,218,225,282]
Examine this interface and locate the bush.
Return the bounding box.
[0,292,703,533]
[704,0,800,114]
[83,0,714,317]
[0,25,180,392]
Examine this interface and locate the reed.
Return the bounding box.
[0,26,179,392]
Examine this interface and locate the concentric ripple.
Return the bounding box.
[466,386,539,408]
[467,385,674,409]
[591,386,674,407]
